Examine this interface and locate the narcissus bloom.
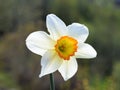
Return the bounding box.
[26,14,97,81]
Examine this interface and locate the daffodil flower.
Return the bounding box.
[26,14,97,81]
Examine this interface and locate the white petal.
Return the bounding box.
[58,57,78,81]
[46,14,67,40]
[39,50,63,77]
[67,23,89,43]
[26,31,55,56]
[26,43,47,56]
[75,43,97,59]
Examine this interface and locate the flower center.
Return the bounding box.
[55,36,78,60]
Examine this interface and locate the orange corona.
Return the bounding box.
[55,36,78,60]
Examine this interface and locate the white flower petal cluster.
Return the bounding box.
[26,14,97,81]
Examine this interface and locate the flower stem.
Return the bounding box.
[50,73,55,90]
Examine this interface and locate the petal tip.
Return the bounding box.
[47,14,56,18]
[48,13,54,15]
[91,47,97,58]
[63,77,69,81]
[89,49,97,59]
[94,50,97,58]
[39,74,42,78]
[39,73,44,78]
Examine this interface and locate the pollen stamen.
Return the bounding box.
[55,36,78,60]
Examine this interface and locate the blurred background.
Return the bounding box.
[0,0,120,90]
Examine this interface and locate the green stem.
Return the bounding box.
[50,73,55,90]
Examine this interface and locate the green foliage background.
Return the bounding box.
[0,0,120,90]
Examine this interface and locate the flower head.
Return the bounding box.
[26,14,97,81]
